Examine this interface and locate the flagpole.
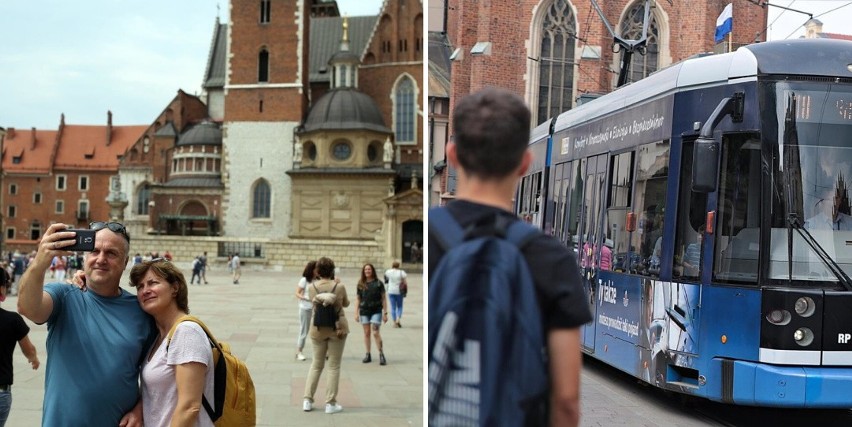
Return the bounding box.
[728,32,732,52]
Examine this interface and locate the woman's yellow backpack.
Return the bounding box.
[168,315,256,426]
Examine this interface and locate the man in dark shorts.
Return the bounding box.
[429,87,592,426]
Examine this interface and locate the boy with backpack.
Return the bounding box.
[428,87,592,426]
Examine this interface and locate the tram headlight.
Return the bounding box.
[793,327,815,346]
[794,296,816,317]
[766,309,791,325]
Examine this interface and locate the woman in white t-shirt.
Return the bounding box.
[295,260,317,361]
[384,261,407,328]
[131,259,215,427]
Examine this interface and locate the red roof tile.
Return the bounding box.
[2,128,59,173]
[54,125,147,170]
[823,32,852,41]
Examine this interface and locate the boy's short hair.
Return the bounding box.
[452,87,531,179]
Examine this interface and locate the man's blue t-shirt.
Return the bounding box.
[42,283,154,426]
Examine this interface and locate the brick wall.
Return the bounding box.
[443,0,767,194]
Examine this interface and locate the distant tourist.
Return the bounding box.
[302,257,350,414]
[295,260,317,361]
[231,253,241,285]
[356,263,388,365]
[383,261,407,328]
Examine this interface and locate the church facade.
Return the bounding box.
[114,0,424,268]
[433,0,767,203]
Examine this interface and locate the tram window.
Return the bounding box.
[713,134,761,284]
[628,140,670,277]
[549,162,567,238]
[579,155,607,270]
[519,174,531,219]
[674,140,708,280]
[564,161,582,250]
[606,151,635,271]
[518,172,543,224]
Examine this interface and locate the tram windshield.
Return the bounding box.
[769,80,852,285]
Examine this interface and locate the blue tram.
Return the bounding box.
[516,39,852,407]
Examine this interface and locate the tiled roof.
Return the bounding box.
[203,20,228,89]
[821,32,852,41]
[309,16,378,83]
[3,122,145,173]
[2,128,59,173]
[54,125,146,170]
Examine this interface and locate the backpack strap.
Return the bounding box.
[430,206,539,251]
[503,219,540,252]
[165,315,222,421]
[428,207,464,251]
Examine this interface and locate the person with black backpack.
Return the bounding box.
[428,87,592,427]
[303,257,350,414]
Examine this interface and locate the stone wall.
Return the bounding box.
[128,235,384,270]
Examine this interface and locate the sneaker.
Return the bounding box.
[296,352,307,361]
[379,352,387,365]
[302,399,312,412]
[325,403,343,414]
[362,353,371,363]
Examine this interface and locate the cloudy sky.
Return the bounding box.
[0,0,384,129]
[766,1,852,41]
[2,1,850,130]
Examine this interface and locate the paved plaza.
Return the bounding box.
[4,262,424,426]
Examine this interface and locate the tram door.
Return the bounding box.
[580,155,608,351]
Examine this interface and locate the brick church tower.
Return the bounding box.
[221,0,311,239]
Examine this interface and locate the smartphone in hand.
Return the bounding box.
[65,229,96,252]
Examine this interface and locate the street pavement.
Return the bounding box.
[4,263,424,427]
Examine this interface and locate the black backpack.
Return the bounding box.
[313,283,339,328]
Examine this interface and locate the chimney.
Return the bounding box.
[30,127,37,150]
[56,113,66,147]
[106,110,113,146]
[7,127,15,139]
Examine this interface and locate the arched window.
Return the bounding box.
[252,179,271,218]
[136,184,151,215]
[394,76,416,144]
[537,0,577,125]
[258,48,269,83]
[617,2,659,86]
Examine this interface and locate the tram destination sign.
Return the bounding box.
[558,96,673,159]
